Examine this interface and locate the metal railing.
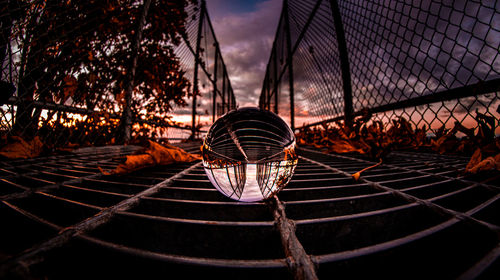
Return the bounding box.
[181,0,237,139]
[260,0,500,133]
[0,0,235,147]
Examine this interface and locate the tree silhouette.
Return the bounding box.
[9,0,195,143]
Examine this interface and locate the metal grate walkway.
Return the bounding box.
[0,143,499,279]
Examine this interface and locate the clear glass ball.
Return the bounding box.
[201,107,298,202]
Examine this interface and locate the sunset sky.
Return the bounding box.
[205,0,282,108]
[167,0,283,136]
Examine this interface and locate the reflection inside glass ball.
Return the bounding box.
[201,107,298,202]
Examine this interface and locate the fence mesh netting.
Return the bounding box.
[260,0,500,135]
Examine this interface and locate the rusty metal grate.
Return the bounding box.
[1,144,499,279]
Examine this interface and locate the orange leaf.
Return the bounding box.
[0,136,44,159]
[146,141,201,164]
[99,141,201,175]
[466,155,499,174]
[113,154,156,174]
[328,140,365,154]
[465,148,482,172]
[352,172,361,181]
[98,166,113,176]
[352,159,383,181]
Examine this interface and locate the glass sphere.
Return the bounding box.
[201,107,298,202]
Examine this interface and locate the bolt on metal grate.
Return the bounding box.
[1,143,499,279]
[259,0,500,133]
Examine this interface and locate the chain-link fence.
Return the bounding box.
[176,0,236,140]
[0,0,235,148]
[260,0,500,135]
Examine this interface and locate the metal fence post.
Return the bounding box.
[284,0,295,131]
[221,80,226,114]
[222,66,225,111]
[232,88,236,109]
[273,46,279,114]
[0,1,15,82]
[191,0,205,139]
[212,51,218,123]
[329,0,353,125]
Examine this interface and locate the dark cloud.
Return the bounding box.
[206,0,269,18]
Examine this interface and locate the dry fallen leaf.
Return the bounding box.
[465,148,482,172]
[352,159,383,181]
[466,155,500,174]
[99,140,201,175]
[465,146,500,174]
[328,139,366,154]
[105,154,156,175]
[0,136,44,159]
